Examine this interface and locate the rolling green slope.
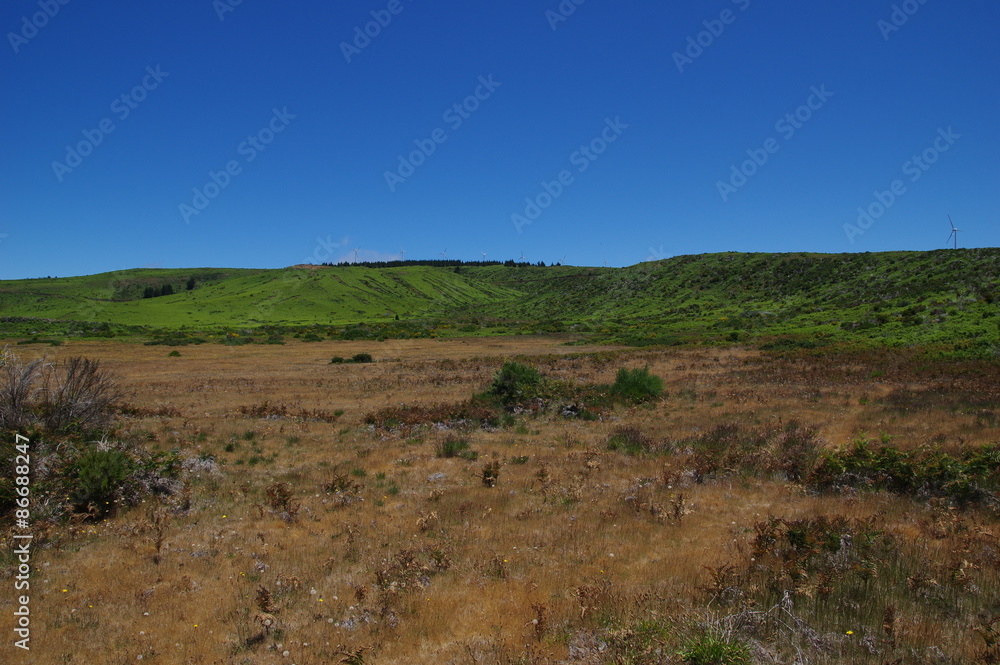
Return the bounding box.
[0,266,523,328]
[1,250,998,351]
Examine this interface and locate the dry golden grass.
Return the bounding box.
[2,337,998,664]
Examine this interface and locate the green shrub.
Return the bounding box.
[167,350,181,357]
[351,352,374,364]
[610,367,664,404]
[487,361,543,408]
[809,439,1000,506]
[69,449,134,516]
[678,634,751,665]
[330,356,346,364]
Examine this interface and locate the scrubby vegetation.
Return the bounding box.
[0,348,186,524]
[1,337,999,664]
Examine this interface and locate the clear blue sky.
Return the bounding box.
[1,1,997,278]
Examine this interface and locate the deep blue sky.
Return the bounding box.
[1,1,997,278]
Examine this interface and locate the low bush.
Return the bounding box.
[0,349,121,435]
[69,448,135,516]
[41,356,122,433]
[365,397,503,432]
[331,353,374,364]
[609,366,664,404]
[486,361,544,409]
[809,438,1000,506]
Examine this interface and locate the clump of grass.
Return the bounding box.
[435,436,471,459]
[678,633,751,665]
[609,366,663,404]
[604,618,672,665]
[607,425,658,455]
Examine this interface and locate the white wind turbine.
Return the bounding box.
[481,251,487,262]
[439,248,448,260]
[352,248,360,263]
[399,247,406,260]
[947,216,961,249]
[519,250,526,262]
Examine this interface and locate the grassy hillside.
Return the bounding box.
[1,249,998,352]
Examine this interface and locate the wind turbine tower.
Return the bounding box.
[947,216,961,249]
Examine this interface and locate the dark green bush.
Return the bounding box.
[69,449,134,516]
[330,356,346,364]
[609,367,664,404]
[486,361,543,408]
[351,352,374,364]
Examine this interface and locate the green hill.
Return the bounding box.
[2,250,998,353]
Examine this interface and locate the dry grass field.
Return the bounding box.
[2,337,999,664]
